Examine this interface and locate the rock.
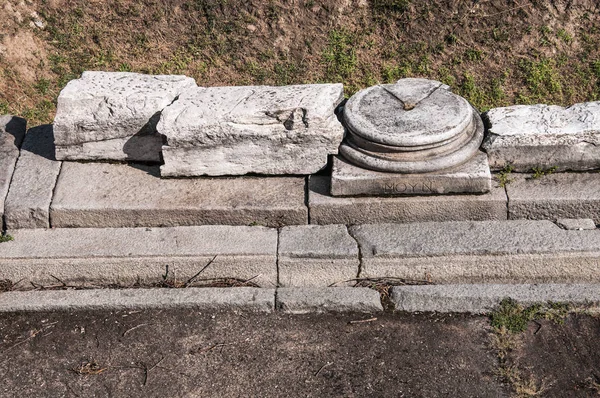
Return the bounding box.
[50,162,307,228]
[276,288,383,313]
[4,125,61,229]
[330,152,491,196]
[482,102,600,171]
[278,225,359,287]
[555,218,597,230]
[506,173,600,223]
[391,284,600,313]
[309,176,507,225]
[350,220,600,283]
[0,226,278,287]
[53,71,196,162]
[159,84,344,176]
[0,116,26,224]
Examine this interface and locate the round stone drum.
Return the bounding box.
[339,78,484,174]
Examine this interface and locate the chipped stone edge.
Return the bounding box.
[0,287,385,314]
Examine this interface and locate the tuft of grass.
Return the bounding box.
[497,164,514,187]
[520,57,563,100]
[372,0,410,13]
[0,234,14,243]
[490,298,570,334]
[531,166,558,179]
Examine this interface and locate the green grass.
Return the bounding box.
[497,164,514,188]
[490,298,570,333]
[0,234,14,243]
[531,166,558,178]
[322,29,357,82]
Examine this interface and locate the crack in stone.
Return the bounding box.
[379,82,444,111]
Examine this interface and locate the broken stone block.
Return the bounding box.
[53,71,197,162]
[158,84,345,176]
[482,102,600,172]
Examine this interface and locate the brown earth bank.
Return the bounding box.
[1,0,600,126]
[0,310,599,397]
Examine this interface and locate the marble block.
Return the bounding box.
[482,102,600,171]
[53,71,197,162]
[330,152,491,196]
[159,84,345,176]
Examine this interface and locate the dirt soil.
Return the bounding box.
[1,0,600,126]
[0,310,507,397]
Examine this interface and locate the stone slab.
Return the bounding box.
[278,225,359,287]
[53,71,196,162]
[391,284,600,314]
[0,226,277,287]
[506,173,600,223]
[0,288,275,312]
[482,102,600,171]
[330,152,491,196]
[0,115,26,223]
[350,220,600,283]
[309,176,507,225]
[50,162,307,228]
[276,287,383,313]
[555,218,597,230]
[159,84,344,176]
[4,125,61,229]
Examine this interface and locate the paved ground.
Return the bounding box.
[0,309,598,397]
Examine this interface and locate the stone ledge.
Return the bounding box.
[50,162,308,228]
[507,173,600,223]
[276,287,383,313]
[309,176,507,225]
[0,287,275,312]
[4,125,61,229]
[0,226,278,287]
[278,225,359,287]
[0,115,26,224]
[391,284,600,313]
[350,220,600,283]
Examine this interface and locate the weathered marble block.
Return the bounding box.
[53,71,197,162]
[159,84,345,176]
[0,115,27,223]
[482,102,600,171]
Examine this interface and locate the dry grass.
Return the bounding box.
[1,0,600,126]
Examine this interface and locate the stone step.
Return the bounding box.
[2,220,600,289]
[49,162,307,228]
[349,220,600,283]
[0,116,26,225]
[0,226,278,287]
[391,284,600,313]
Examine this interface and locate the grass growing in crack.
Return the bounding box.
[531,166,557,179]
[497,164,514,187]
[0,234,14,243]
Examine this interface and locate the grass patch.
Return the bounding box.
[0,234,14,243]
[322,29,358,82]
[490,298,570,334]
[531,166,558,179]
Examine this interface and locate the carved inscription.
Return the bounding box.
[382,181,435,194]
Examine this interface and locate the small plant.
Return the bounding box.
[0,234,14,243]
[445,33,458,45]
[465,48,483,62]
[557,28,573,44]
[531,166,558,178]
[497,164,514,187]
[490,298,570,333]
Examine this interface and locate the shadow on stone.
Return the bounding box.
[23,124,56,161]
[122,111,164,164]
[3,116,27,149]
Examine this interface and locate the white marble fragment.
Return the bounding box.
[482,102,600,171]
[53,71,197,162]
[158,84,345,176]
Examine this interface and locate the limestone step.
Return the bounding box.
[49,162,307,228]
[1,220,600,289]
